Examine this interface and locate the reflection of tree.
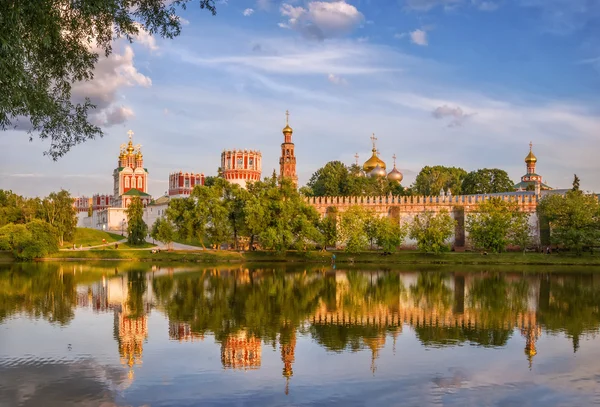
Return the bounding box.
[414,326,512,347]
[410,272,453,311]
[153,269,327,343]
[537,274,600,352]
[467,274,530,328]
[126,270,147,318]
[0,263,76,325]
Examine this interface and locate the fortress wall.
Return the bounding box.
[307,194,540,249]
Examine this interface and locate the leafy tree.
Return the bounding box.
[317,211,338,250]
[0,220,58,260]
[222,181,249,250]
[166,196,202,245]
[409,210,455,253]
[306,161,349,196]
[461,169,515,195]
[338,206,371,253]
[2,0,217,159]
[305,161,408,197]
[538,190,600,255]
[204,176,219,187]
[41,190,77,246]
[412,166,467,196]
[151,217,174,250]
[466,198,531,253]
[572,174,581,192]
[126,197,148,246]
[374,217,408,253]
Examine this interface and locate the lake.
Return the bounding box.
[1,262,600,407]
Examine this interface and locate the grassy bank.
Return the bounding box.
[41,249,600,266]
[66,228,124,247]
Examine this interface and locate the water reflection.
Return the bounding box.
[1,263,600,405]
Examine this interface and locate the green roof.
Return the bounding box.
[513,181,552,190]
[122,188,151,197]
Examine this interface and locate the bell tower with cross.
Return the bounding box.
[279,110,298,188]
[113,129,151,208]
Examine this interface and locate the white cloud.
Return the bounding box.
[328,73,348,85]
[410,29,428,46]
[473,0,499,11]
[172,39,407,76]
[243,8,255,16]
[406,0,502,11]
[404,0,462,11]
[71,44,151,127]
[394,33,407,39]
[279,1,364,40]
[92,106,135,127]
[133,23,159,51]
[256,0,273,10]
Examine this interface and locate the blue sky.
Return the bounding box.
[2,0,600,197]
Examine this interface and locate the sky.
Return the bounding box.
[2,0,600,197]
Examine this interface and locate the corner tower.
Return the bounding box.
[279,110,298,188]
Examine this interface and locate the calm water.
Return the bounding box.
[1,263,600,407]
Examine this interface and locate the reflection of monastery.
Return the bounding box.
[74,111,563,246]
[73,268,600,394]
[76,270,154,380]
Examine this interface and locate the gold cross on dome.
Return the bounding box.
[392,154,397,166]
[529,141,533,151]
[370,133,377,149]
[354,153,359,165]
[127,130,134,140]
[285,110,290,125]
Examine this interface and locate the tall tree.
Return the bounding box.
[2,0,216,159]
[126,197,148,246]
[572,174,581,192]
[151,217,174,250]
[338,206,371,253]
[538,190,600,255]
[374,216,408,253]
[412,166,468,196]
[461,169,515,195]
[466,198,531,253]
[305,160,408,197]
[42,190,77,246]
[409,210,455,253]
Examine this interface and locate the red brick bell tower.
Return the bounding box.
[279,110,298,188]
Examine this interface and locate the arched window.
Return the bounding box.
[125,177,130,188]
[131,177,136,189]
[138,178,143,190]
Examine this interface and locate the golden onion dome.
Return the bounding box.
[525,150,537,164]
[369,163,386,178]
[282,124,293,134]
[136,150,143,159]
[127,141,135,155]
[363,149,386,173]
[387,166,403,183]
[525,142,537,164]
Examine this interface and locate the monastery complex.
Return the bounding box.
[74,111,559,248]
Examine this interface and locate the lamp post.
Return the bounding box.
[121,218,125,236]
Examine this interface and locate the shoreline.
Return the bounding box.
[21,249,600,266]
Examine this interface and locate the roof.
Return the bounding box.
[513,180,552,190]
[122,188,151,197]
[149,195,170,205]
